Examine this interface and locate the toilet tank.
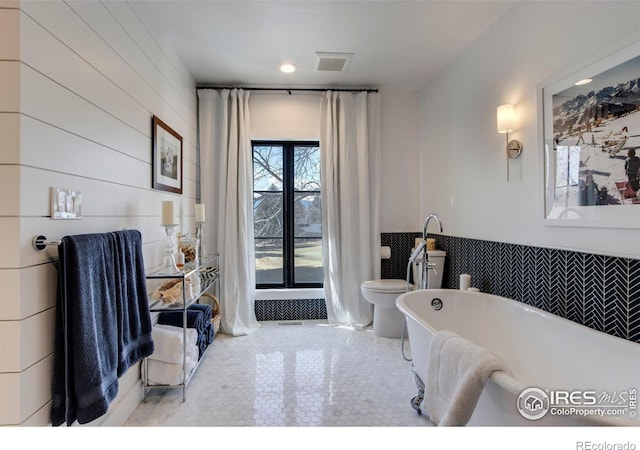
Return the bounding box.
[412,250,446,289]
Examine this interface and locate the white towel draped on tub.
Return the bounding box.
[424,330,505,426]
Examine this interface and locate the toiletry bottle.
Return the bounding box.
[175,248,185,270]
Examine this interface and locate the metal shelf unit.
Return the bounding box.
[143,254,220,401]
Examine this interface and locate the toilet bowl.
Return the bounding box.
[361,279,408,338]
[361,249,446,338]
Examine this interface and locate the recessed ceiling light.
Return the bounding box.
[575,78,592,86]
[280,63,297,73]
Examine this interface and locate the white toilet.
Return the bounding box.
[361,250,446,338]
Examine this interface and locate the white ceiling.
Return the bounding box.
[131,1,516,89]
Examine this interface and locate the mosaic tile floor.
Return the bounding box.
[125,320,431,427]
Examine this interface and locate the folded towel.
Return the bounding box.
[150,325,198,364]
[158,309,214,359]
[158,309,205,334]
[155,324,198,347]
[189,303,212,323]
[147,350,198,386]
[192,322,214,359]
[190,303,215,351]
[203,322,214,346]
[424,330,505,426]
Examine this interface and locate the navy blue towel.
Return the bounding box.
[188,304,214,348]
[159,306,216,358]
[111,230,154,376]
[51,231,154,426]
[189,303,212,323]
[52,233,120,426]
[158,309,205,333]
[203,322,214,346]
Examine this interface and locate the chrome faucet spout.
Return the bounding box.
[422,213,443,241]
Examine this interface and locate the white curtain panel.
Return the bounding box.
[320,91,381,328]
[198,89,260,336]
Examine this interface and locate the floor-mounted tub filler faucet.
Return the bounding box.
[402,213,445,362]
[419,213,443,290]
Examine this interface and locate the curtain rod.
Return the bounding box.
[196,86,378,93]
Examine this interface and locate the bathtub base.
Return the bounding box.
[410,365,424,415]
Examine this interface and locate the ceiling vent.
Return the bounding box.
[315,52,353,72]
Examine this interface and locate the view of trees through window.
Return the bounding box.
[253,141,323,287]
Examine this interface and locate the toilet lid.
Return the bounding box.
[361,279,409,293]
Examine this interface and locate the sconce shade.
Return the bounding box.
[497,104,515,133]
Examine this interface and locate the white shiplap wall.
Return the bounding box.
[0,0,197,425]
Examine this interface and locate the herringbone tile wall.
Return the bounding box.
[381,232,640,344]
[254,233,640,341]
[255,299,327,321]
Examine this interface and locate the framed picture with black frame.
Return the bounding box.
[152,115,183,194]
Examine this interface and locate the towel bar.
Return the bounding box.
[33,235,62,251]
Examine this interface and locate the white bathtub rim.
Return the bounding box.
[397,288,640,354]
[396,288,640,427]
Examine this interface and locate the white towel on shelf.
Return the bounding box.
[147,345,198,386]
[424,330,505,426]
[150,324,198,364]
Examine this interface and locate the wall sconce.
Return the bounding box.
[497,103,523,181]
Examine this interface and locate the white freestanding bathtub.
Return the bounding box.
[396,289,640,426]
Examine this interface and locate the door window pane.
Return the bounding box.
[254,192,283,238]
[294,193,321,237]
[254,145,283,191]
[255,238,283,284]
[294,239,323,284]
[293,145,320,191]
